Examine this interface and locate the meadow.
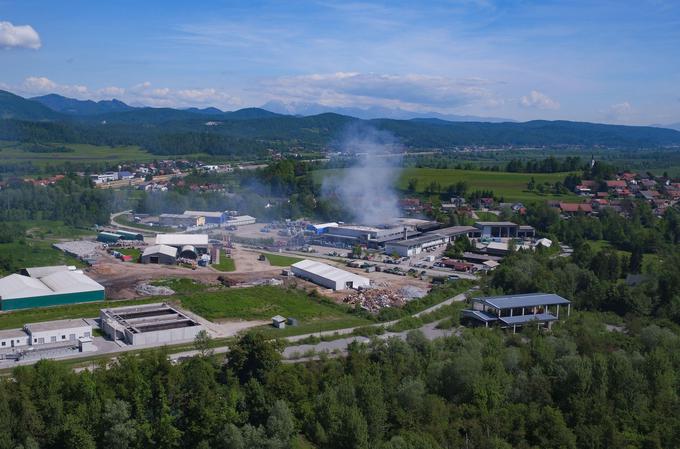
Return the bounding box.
[212,251,236,272]
[312,167,578,203]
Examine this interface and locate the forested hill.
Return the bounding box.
[2,89,680,156]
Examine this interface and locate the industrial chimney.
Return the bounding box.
[403,227,408,240]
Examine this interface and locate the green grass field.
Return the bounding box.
[213,251,236,272]
[263,253,304,267]
[178,285,349,321]
[0,297,163,330]
[313,167,578,203]
[0,142,157,166]
[0,240,85,276]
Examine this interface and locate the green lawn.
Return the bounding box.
[178,285,352,321]
[116,247,141,261]
[312,168,579,203]
[0,240,85,276]
[263,252,304,267]
[213,251,236,272]
[0,297,163,330]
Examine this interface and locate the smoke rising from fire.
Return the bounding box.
[323,124,402,225]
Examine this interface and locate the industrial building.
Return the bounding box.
[1,319,93,350]
[100,303,204,346]
[155,234,209,259]
[384,225,480,257]
[97,231,123,243]
[0,268,105,310]
[291,259,370,290]
[307,222,339,234]
[115,230,144,241]
[321,225,419,248]
[184,210,226,225]
[159,213,205,228]
[24,319,93,345]
[473,222,536,239]
[141,245,178,264]
[461,293,571,332]
[225,215,257,227]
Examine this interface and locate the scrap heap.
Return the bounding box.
[342,288,406,313]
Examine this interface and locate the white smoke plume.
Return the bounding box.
[323,123,403,225]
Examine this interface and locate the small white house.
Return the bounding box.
[0,329,29,350]
[272,315,286,329]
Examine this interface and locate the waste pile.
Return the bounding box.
[342,288,406,313]
[136,283,175,296]
[399,285,428,300]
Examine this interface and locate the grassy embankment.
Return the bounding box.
[263,252,304,267]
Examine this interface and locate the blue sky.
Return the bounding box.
[1,0,679,124]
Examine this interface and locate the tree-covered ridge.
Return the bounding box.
[0,316,678,449]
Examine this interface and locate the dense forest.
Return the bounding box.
[0,307,678,449]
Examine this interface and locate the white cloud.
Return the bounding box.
[22,76,89,98]
[520,90,560,110]
[0,21,41,49]
[13,77,242,109]
[261,72,500,113]
[609,101,632,115]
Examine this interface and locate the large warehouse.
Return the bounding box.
[0,268,105,310]
[155,234,209,259]
[100,303,204,346]
[159,213,205,228]
[291,259,370,290]
[384,226,480,257]
[141,244,178,264]
[184,210,226,225]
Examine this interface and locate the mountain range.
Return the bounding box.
[2,89,680,156]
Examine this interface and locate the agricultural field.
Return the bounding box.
[312,167,579,203]
[0,142,155,165]
[397,167,578,202]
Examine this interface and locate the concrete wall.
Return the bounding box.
[126,325,203,346]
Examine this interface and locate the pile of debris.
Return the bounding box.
[399,285,428,300]
[342,288,406,313]
[136,283,175,296]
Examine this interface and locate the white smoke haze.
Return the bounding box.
[323,124,403,225]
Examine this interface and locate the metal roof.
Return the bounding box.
[142,244,178,258]
[156,234,209,246]
[461,309,498,322]
[475,221,519,227]
[477,293,570,309]
[292,260,369,284]
[0,274,53,299]
[24,265,69,278]
[386,233,446,248]
[184,210,224,218]
[0,328,29,339]
[436,226,479,237]
[39,271,105,294]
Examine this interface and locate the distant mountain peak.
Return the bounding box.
[261,100,513,122]
[31,93,135,115]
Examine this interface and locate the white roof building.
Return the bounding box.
[291,259,370,291]
[0,274,53,299]
[142,244,179,258]
[155,234,209,247]
[39,271,105,294]
[184,210,224,218]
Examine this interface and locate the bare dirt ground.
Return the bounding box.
[227,244,275,273]
[89,253,280,299]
